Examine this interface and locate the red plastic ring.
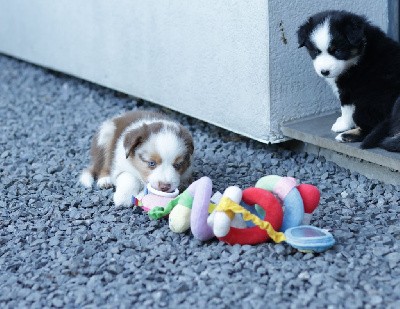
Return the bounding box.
[218,187,283,245]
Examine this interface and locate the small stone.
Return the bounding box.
[386,252,400,268]
[370,295,383,305]
[52,298,64,308]
[309,273,324,286]
[1,150,10,158]
[271,159,279,166]
[298,271,310,280]
[274,244,285,254]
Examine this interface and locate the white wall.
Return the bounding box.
[0,0,390,142]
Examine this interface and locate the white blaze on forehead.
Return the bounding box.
[311,18,331,52]
[124,118,180,134]
[151,129,186,162]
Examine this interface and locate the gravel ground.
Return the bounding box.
[1,54,400,308]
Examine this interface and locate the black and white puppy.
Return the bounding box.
[80,110,194,206]
[298,10,400,152]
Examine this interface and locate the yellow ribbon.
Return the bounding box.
[215,197,287,243]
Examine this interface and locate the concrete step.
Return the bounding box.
[281,112,400,185]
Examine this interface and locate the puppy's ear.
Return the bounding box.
[297,18,312,48]
[179,126,194,156]
[344,15,366,46]
[123,124,149,158]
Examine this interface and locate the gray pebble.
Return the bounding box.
[386,252,400,268]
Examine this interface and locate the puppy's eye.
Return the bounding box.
[139,155,157,168]
[309,47,321,58]
[310,46,321,54]
[147,161,157,168]
[328,46,337,54]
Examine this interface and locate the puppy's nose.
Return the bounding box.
[158,182,172,192]
[321,70,330,76]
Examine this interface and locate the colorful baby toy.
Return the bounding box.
[134,175,335,253]
[135,177,213,235]
[133,183,180,212]
[205,183,334,252]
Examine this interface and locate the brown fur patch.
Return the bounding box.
[173,154,191,175]
[129,155,151,182]
[149,153,162,165]
[175,126,194,176]
[137,153,162,171]
[340,127,365,142]
[178,126,194,156]
[124,125,149,158]
[124,122,165,158]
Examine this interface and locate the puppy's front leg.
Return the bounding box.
[331,105,356,133]
[113,172,142,207]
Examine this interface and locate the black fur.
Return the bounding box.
[298,10,400,152]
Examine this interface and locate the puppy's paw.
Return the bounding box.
[79,170,94,188]
[335,133,356,143]
[97,176,113,189]
[113,190,133,207]
[335,132,346,142]
[331,116,353,133]
[335,127,364,143]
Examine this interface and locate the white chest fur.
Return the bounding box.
[325,78,340,99]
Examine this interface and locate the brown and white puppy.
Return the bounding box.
[80,110,194,206]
